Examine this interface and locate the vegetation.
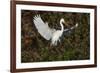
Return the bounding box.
[21,10,90,63]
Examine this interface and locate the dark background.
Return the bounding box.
[21,10,90,63]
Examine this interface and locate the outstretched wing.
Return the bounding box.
[33,15,55,40]
[64,23,78,32]
[63,23,78,36]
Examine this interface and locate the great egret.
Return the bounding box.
[33,15,78,46]
[51,18,64,45]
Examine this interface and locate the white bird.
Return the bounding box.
[51,18,64,45]
[33,15,78,46]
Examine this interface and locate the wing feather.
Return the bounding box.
[33,15,55,40]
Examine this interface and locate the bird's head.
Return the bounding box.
[60,18,65,23]
[60,18,67,26]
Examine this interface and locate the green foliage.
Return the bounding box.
[21,10,90,62]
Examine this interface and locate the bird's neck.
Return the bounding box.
[60,21,64,32]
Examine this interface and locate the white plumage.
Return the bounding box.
[33,15,78,46]
[33,15,56,40]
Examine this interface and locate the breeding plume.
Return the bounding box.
[33,15,78,46]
